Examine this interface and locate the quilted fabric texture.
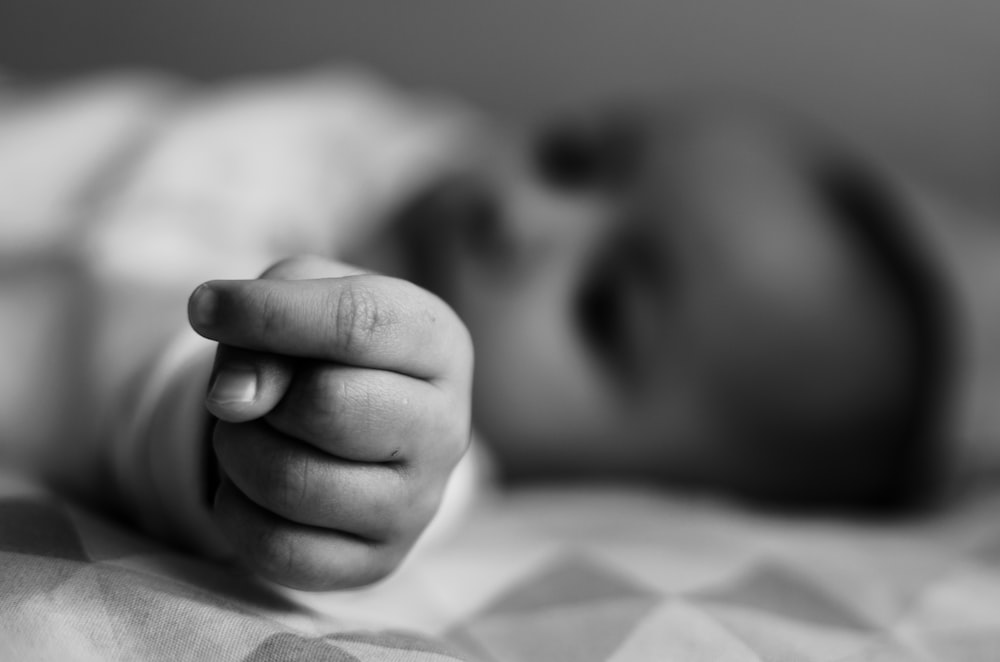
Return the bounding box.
[4,468,1000,661]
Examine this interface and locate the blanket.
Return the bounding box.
[4,468,1000,661]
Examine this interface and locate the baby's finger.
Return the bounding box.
[213,475,407,591]
[188,276,473,383]
[206,346,294,423]
[265,363,468,468]
[213,420,437,541]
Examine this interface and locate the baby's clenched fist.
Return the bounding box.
[188,256,473,590]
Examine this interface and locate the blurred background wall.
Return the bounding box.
[1,0,999,204]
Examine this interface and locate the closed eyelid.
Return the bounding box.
[533,113,645,191]
[575,240,666,391]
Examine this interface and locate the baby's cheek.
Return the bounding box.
[466,317,627,474]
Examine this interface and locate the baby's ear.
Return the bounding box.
[812,160,955,511]
[259,255,367,281]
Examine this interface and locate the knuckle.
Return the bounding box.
[331,281,385,355]
[249,526,299,581]
[311,368,354,419]
[256,285,284,339]
[305,369,373,441]
[445,315,475,380]
[267,451,310,515]
[426,395,472,464]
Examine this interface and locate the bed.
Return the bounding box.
[5,468,1000,661]
[2,70,999,661]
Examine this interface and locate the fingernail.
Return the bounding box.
[190,283,218,328]
[209,366,257,405]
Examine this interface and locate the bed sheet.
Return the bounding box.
[3,467,1000,661]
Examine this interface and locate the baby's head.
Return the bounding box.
[396,102,950,510]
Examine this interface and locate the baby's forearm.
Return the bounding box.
[108,329,233,554]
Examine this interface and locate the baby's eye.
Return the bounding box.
[575,226,673,389]
[577,264,626,363]
[533,113,642,191]
[575,254,644,387]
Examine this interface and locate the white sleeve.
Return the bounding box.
[111,328,232,556]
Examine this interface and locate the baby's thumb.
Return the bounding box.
[205,345,293,423]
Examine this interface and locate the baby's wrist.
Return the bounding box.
[113,328,231,557]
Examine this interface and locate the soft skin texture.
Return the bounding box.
[188,256,473,590]
[396,109,915,504]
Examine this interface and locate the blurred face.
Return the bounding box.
[399,107,914,503]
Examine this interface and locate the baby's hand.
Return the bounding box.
[188,256,473,590]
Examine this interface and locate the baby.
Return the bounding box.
[10,75,994,592]
[182,102,962,590]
